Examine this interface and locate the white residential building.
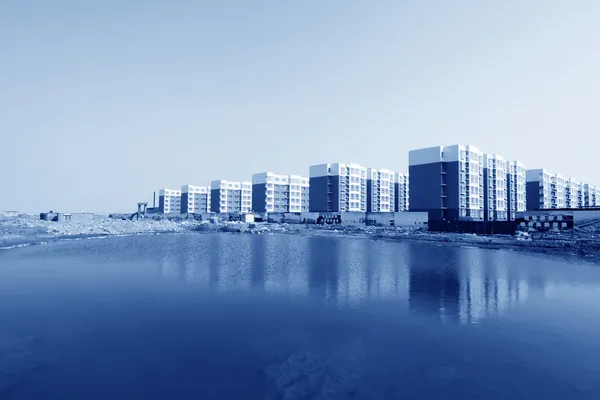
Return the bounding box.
[507,161,526,220]
[584,184,600,208]
[483,154,508,221]
[251,172,310,213]
[408,144,484,221]
[309,163,367,212]
[565,179,584,209]
[395,172,409,212]
[158,189,182,214]
[181,185,211,214]
[367,168,395,212]
[526,169,567,210]
[210,180,252,213]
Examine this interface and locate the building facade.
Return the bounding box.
[252,172,309,213]
[181,185,211,214]
[158,189,182,214]
[584,184,600,208]
[309,163,367,212]
[483,154,508,221]
[565,179,584,209]
[366,168,395,212]
[210,180,252,213]
[526,169,566,210]
[408,144,484,221]
[507,161,526,220]
[395,172,409,211]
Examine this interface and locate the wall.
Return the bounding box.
[394,211,428,228]
[309,175,340,212]
[573,210,600,225]
[408,162,443,219]
[252,183,267,213]
[210,189,221,213]
[365,212,394,226]
[518,209,600,226]
[339,212,365,226]
[68,213,95,222]
[526,181,540,211]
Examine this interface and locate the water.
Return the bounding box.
[1,233,600,399]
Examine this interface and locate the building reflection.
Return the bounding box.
[408,243,461,323]
[250,236,266,291]
[157,234,543,323]
[308,236,340,306]
[408,243,535,324]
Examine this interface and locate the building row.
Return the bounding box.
[525,169,599,210]
[408,144,598,223]
[155,144,597,218]
[157,165,409,215]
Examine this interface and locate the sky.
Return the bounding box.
[1,0,599,214]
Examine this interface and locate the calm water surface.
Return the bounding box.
[1,233,600,399]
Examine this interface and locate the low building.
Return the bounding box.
[181,185,211,214]
[251,172,309,213]
[158,189,182,214]
[3,211,18,217]
[40,211,95,222]
[366,168,395,212]
[210,180,252,213]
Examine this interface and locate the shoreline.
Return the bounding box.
[1,217,599,262]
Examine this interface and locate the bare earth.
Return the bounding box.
[1,215,599,262]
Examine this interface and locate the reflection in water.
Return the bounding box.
[408,243,461,323]
[158,234,547,324]
[308,236,340,307]
[408,243,538,324]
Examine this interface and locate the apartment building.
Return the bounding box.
[584,184,600,208]
[181,185,211,214]
[408,145,484,221]
[565,179,584,209]
[210,180,252,213]
[507,161,526,220]
[526,169,566,210]
[309,163,367,212]
[158,189,182,214]
[395,172,409,212]
[366,168,395,212]
[483,154,508,221]
[252,172,309,213]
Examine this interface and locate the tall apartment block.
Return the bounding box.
[366,168,395,212]
[483,154,508,221]
[158,189,182,214]
[506,161,526,220]
[252,172,309,213]
[309,163,367,212]
[181,185,211,214]
[210,180,252,213]
[408,145,484,221]
[526,169,566,210]
[565,179,584,209]
[395,172,409,211]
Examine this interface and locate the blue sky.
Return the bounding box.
[1,0,599,213]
